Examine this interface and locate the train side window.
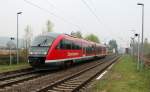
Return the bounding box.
[56,39,65,49]
[78,42,82,49]
[65,40,72,49]
[72,42,76,50]
[72,41,81,50]
[57,39,82,50]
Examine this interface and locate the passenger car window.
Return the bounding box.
[57,39,82,50]
[56,39,72,49]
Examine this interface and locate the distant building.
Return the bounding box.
[117,47,125,54]
[125,48,130,54]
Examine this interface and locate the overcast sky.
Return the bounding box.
[0,0,149,48]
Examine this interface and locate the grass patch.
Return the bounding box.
[0,63,30,73]
[92,55,150,92]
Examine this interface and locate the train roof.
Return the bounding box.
[39,32,106,47]
[40,32,61,39]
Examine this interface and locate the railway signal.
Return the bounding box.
[135,33,140,71]
[8,37,15,65]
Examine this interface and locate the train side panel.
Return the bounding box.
[45,35,83,63]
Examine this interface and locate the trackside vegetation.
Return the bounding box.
[0,63,30,73]
[92,55,150,92]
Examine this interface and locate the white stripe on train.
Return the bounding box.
[45,55,106,63]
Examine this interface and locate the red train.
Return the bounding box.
[28,32,107,68]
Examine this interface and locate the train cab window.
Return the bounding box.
[32,35,54,47]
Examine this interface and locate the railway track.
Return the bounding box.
[0,68,33,78]
[0,70,39,81]
[35,56,119,92]
[0,71,47,88]
[0,68,57,89]
[0,55,118,92]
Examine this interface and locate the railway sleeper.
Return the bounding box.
[64,81,82,85]
[57,85,76,89]
[60,84,78,87]
[48,90,60,92]
[52,87,72,91]
[66,80,83,83]
[0,75,36,88]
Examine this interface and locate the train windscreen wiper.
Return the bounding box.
[37,39,48,46]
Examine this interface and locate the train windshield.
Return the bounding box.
[31,35,55,47]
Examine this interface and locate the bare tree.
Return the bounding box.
[46,20,54,32]
[42,20,54,34]
[24,25,33,59]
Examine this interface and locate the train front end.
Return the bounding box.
[28,33,59,68]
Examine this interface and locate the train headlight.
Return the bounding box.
[30,52,33,54]
[43,52,47,55]
[45,52,47,55]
